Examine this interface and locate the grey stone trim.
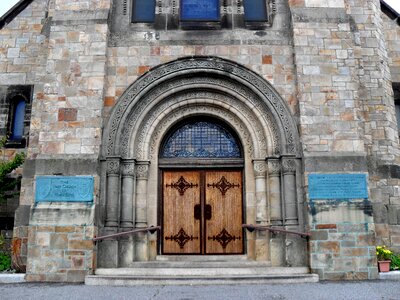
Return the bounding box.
[304,155,368,173]
[22,158,100,178]
[290,8,349,24]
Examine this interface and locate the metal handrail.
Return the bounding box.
[93,225,161,242]
[242,224,310,238]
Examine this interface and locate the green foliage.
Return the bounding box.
[0,252,11,271]
[391,253,400,270]
[0,234,11,272]
[0,136,25,202]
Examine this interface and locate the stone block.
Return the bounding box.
[58,108,77,122]
[317,241,340,253]
[341,247,369,256]
[311,230,328,240]
[36,232,50,247]
[68,240,93,250]
[50,233,68,249]
[66,270,87,283]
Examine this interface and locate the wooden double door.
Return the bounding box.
[162,170,243,254]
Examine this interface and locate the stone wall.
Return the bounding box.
[1,0,400,282]
[26,225,96,282]
[382,10,400,83]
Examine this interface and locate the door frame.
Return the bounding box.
[159,166,245,255]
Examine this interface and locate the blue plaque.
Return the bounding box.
[308,174,368,200]
[35,176,94,202]
[181,0,220,21]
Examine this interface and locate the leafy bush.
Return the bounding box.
[0,252,11,271]
[391,253,400,270]
[0,136,25,202]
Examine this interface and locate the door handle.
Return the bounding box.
[194,204,201,220]
[205,204,212,220]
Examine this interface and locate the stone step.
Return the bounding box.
[94,266,310,276]
[156,255,249,262]
[85,273,319,286]
[113,260,271,268]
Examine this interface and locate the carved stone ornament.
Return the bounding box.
[106,158,120,175]
[136,162,150,179]
[268,159,281,176]
[253,160,267,177]
[282,159,296,174]
[104,57,299,159]
[124,82,272,160]
[121,160,135,177]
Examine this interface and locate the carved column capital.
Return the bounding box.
[267,158,281,176]
[282,158,296,175]
[253,159,267,177]
[121,159,136,177]
[106,157,121,175]
[136,161,150,179]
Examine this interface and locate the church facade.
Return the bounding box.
[1,0,400,282]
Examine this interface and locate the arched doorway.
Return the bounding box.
[160,118,244,254]
[98,57,305,268]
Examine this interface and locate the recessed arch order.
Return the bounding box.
[102,56,300,161]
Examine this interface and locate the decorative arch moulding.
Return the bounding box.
[103,56,300,160]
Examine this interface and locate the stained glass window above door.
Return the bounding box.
[161,121,241,158]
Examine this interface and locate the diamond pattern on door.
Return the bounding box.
[162,170,243,254]
[163,171,200,254]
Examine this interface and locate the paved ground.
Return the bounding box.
[0,281,399,300]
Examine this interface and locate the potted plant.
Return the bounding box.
[376,245,392,272]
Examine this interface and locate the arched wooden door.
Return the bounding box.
[159,119,244,255]
[162,170,243,254]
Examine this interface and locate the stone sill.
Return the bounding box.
[379,271,400,280]
[0,273,26,283]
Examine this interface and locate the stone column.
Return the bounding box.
[253,159,268,224]
[282,157,298,225]
[118,159,136,267]
[267,158,284,266]
[105,157,120,228]
[253,159,270,261]
[267,158,282,225]
[120,159,136,229]
[135,161,150,261]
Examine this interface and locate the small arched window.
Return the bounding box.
[9,98,26,141]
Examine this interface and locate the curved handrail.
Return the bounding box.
[93,226,161,242]
[242,224,310,238]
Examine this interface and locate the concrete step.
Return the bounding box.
[94,266,310,276]
[109,260,271,268]
[156,255,249,262]
[85,265,318,286]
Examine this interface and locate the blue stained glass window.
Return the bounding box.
[161,121,241,158]
[10,99,25,141]
[243,0,267,22]
[180,0,220,21]
[132,0,156,23]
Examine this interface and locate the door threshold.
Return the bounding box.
[156,255,249,262]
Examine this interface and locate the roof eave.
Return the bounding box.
[0,0,35,30]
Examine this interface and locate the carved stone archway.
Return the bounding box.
[98,57,306,268]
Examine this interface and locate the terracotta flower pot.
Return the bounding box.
[378,260,391,272]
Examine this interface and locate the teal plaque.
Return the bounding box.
[35,176,94,202]
[309,174,368,200]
